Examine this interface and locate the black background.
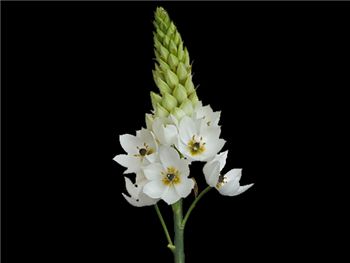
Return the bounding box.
[3,2,348,262]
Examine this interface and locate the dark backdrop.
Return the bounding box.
[3,2,348,262]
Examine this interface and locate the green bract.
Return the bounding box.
[151,7,198,120]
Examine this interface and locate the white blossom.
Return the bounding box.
[177,116,225,162]
[114,129,158,174]
[142,146,194,205]
[203,151,253,196]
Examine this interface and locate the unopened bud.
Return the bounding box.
[164,69,179,89]
[161,93,177,112]
[156,103,169,118]
[173,84,187,104]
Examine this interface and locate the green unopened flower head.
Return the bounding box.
[150,7,199,120]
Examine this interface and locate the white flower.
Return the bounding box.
[203,152,253,196]
[194,101,221,127]
[114,129,158,174]
[177,116,225,162]
[151,117,178,146]
[142,146,194,205]
[122,171,158,207]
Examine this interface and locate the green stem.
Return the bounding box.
[182,186,212,229]
[172,199,185,263]
[154,204,175,252]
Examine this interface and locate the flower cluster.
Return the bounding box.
[114,102,253,206]
[113,7,253,206]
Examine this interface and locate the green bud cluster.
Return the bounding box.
[150,7,199,120]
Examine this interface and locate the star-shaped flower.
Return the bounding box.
[177,116,225,162]
[142,146,194,205]
[114,129,158,174]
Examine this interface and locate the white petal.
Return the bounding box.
[161,186,180,205]
[119,134,140,154]
[122,193,158,207]
[218,182,254,196]
[163,125,178,145]
[201,125,221,142]
[217,180,240,196]
[177,159,190,178]
[122,193,141,207]
[174,177,194,197]
[113,154,141,174]
[152,118,165,142]
[203,161,221,187]
[211,111,221,126]
[135,170,148,187]
[168,114,179,127]
[143,163,163,180]
[179,116,197,144]
[143,180,166,199]
[145,152,158,163]
[215,150,228,171]
[225,168,243,182]
[204,139,226,161]
[138,128,157,150]
[159,146,181,169]
[152,118,178,146]
[235,184,254,196]
[206,151,228,171]
[124,177,141,199]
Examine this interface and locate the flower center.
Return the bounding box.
[167,173,175,181]
[187,135,206,156]
[162,166,181,185]
[139,148,147,156]
[216,175,226,189]
[135,143,154,158]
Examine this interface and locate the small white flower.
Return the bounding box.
[203,152,253,196]
[177,116,225,162]
[194,101,221,127]
[142,146,194,205]
[114,129,158,174]
[122,171,158,207]
[216,169,253,196]
[151,117,178,146]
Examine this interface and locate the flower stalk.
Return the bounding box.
[154,204,175,252]
[172,199,185,263]
[182,186,212,229]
